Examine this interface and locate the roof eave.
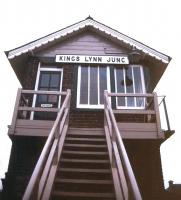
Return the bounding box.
[6,17,171,65]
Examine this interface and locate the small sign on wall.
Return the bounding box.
[41,104,53,108]
[56,54,129,64]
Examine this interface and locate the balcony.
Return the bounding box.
[8,88,172,139]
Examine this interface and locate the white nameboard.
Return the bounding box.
[56,54,129,64]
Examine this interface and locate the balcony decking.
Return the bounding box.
[8,120,164,139]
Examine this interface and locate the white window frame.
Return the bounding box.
[30,62,63,120]
[77,65,110,109]
[114,65,146,109]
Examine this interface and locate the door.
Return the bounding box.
[32,67,63,120]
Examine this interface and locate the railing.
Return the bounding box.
[10,88,68,134]
[104,91,142,200]
[107,92,163,137]
[22,89,71,200]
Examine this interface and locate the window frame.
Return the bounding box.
[114,65,146,109]
[76,65,110,109]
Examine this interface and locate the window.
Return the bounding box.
[77,65,110,108]
[114,65,145,108]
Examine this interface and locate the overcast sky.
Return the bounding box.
[0,0,181,189]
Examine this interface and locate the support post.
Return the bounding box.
[153,92,162,138]
[11,88,22,134]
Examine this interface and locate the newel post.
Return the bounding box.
[11,88,22,134]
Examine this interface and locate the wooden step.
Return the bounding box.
[52,191,115,199]
[55,178,112,184]
[60,158,110,169]
[63,143,108,152]
[61,158,109,164]
[57,167,111,179]
[59,168,110,173]
[62,150,108,155]
[67,129,104,137]
[67,133,105,139]
[65,137,106,142]
[62,150,108,160]
[54,178,115,193]
[53,183,114,194]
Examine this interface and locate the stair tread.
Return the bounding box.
[67,132,104,136]
[52,191,115,198]
[63,150,108,155]
[66,137,106,141]
[55,178,112,184]
[64,144,107,148]
[59,168,110,173]
[61,158,109,163]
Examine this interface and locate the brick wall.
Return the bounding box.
[22,57,39,89]
[124,139,166,200]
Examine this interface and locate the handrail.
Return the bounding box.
[107,92,154,97]
[104,91,142,200]
[23,89,71,200]
[21,89,67,95]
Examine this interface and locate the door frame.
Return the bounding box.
[30,62,63,120]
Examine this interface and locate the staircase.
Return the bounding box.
[51,128,116,200]
[22,90,142,200]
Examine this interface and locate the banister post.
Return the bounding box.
[11,88,22,134]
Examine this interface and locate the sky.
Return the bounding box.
[0,0,181,189]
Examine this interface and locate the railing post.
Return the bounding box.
[11,88,22,134]
[162,97,171,131]
[153,92,162,138]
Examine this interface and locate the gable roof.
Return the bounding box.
[7,16,171,63]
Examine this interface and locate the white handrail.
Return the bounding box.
[23,89,71,200]
[104,91,142,200]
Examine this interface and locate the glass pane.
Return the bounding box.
[90,67,98,105]
[133,67,144,107]
[125,67,134,107]
[116,68,125,106]
[39,73,50,88]
[48,95,58,103]
[99,67,107,104]
[50,73,60,88]
[80,67,88,104]
[48,88,58,104]
[37,95,47,104]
